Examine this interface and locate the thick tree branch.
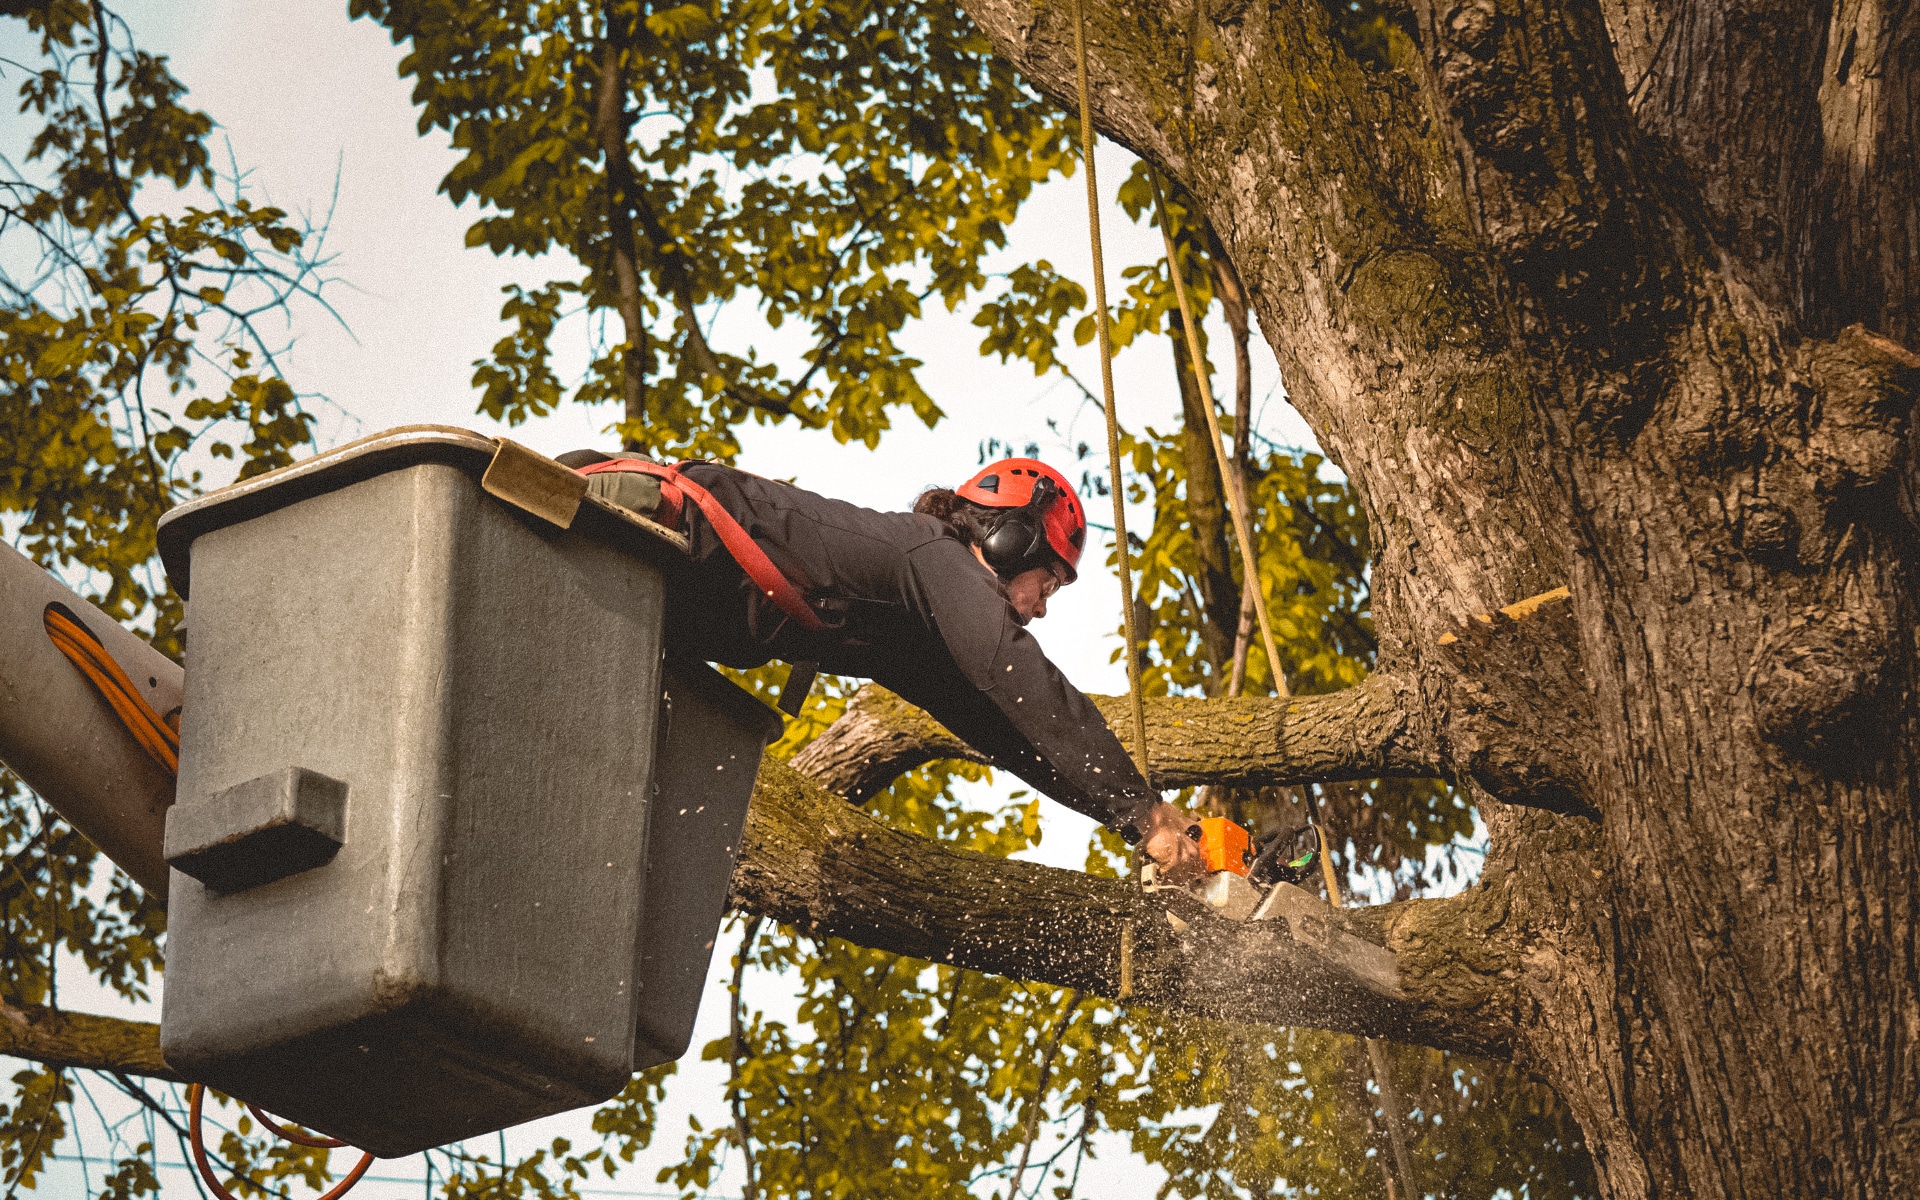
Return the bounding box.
[732,758,1519,1057]
[0,576,1501,1085]
[789,675,1436,802]
[0,1002,179,1082]
[786,682,983,799]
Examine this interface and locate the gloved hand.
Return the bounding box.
[1137,801,1206,884]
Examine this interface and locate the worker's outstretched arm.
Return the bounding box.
[884,539,1164,842]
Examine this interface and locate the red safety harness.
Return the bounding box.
[578,459,828,633]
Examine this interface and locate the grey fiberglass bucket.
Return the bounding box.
[153,426,780,1157]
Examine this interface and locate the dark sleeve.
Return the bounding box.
[879,538,1159,836]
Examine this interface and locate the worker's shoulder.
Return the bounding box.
[824,507,954,556]
[903,521,981,562]
[686,463,950,548]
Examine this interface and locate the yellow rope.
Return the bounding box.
[1148,174,1288,702]
[1070,0,1151,780]
[1146,148,1422,1200]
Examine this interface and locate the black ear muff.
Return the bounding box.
[979,477,1060,577]
[980,514,1044,575]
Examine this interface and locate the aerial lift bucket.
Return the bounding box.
[0,426,780,1157]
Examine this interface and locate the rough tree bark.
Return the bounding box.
[948,0,1919,1195]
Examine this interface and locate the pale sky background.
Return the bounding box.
[6,2,1329,1196]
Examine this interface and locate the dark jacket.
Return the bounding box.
[662,462,1156,836]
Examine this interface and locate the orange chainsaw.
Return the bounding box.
[1171,818,1404,1001]
[1183,818,1322,919]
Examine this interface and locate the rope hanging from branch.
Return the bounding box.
[1145,148,1424,1200]
[1070,0,1151,1003]
[1069,0,1151,781]
[1147,174,1287,704]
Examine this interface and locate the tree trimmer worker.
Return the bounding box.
[558,449,1206,882]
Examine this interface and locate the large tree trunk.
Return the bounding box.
[953,0,1920,1195]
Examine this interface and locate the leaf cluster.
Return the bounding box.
[351,0,1075,459]
[2,0,331,633]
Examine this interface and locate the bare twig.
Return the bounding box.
[89,0,136,222]
[593,14,651,442]
[1008,990,1081,1199]
[729,915,765,1200]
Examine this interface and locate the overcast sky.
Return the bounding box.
[15,3,1319,1195]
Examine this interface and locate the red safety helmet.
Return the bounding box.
[955,458,1086,582]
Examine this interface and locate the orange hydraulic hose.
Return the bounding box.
[189,1084,374,1200]
[247,1103,350,1149]
[42,602,178,776]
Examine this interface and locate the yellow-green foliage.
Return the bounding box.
[351,0,1075,460]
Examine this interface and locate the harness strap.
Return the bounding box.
[579,459,828,633]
